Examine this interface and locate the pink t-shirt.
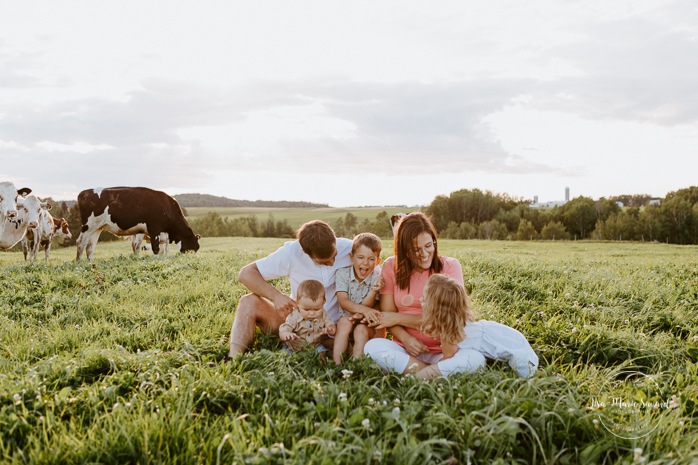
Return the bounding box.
[381,256,464,353]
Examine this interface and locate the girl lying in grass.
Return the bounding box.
[418,273,539,379]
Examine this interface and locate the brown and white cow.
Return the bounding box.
[75,187,199,261]
[0,182,32,237]
[0,194,51,250]
[22,210,72,261]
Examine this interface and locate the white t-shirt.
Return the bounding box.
[255,238,353,323]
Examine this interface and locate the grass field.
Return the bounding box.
[0,238,696,464]
[184,206,411,230]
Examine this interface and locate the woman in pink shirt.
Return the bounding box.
[364,212,486,378]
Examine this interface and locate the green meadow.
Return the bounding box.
[184,207,410,230]
[1,238,696,464]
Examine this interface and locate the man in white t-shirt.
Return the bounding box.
[228,220,352,357]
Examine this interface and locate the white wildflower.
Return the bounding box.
[362,418,371,429]
[668,395,680,410]
[341,369,353,379]
[633,447,645,463]
[338,392,348,402]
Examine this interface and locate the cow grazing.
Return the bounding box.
[0,194,51,250]
[22,210,72,261]
[75,187,199,261]
[131,232,170,257]
[0,182,32,237]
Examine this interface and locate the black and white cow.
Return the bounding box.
[75,187,200,261]
[390,213,407,236]
[0,182,32,238]
[0,194,51,250]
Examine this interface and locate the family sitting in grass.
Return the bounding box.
[228,213,538,378]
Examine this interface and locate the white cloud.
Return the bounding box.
[0,0,696,206]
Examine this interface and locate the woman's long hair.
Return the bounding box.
[394,212,442,290]
[421,274,475,344]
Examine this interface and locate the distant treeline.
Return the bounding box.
[425,186,698,244]
[173,193,329,209]
[36,186,698,246]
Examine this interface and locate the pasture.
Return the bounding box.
[0,238,696,464]
[183,206,410,229]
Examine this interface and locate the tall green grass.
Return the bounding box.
[0,239,696,464]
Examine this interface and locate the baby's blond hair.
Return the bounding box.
[421,274,476,344]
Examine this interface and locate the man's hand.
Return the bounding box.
[273,294,297,320]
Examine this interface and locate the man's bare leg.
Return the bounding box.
[228,294,285,357]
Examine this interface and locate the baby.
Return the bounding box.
[279,279,337,353]
[421,274,539,378]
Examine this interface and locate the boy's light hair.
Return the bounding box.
[421,274,476,344]
[352,232,382,254]
[297,279,326,302]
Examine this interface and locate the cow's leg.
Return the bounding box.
[159,233,169,255]
[86,234,100,261]
[44,240,52,262]
[76,231,89,260]
[131,234,143,257]
[21,237,29,261]
[30,233,41,262]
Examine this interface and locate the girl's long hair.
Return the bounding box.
[421,274,476,344]
[394,212,442,290]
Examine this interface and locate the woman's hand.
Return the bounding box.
[373,311,402,329]
[361,308,382,326]
[400,334,429,357]
[441,341,458,360]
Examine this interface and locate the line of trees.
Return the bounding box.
[425,186,698,244]
[28,185,698,247]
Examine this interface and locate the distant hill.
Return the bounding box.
[173,193,330,208]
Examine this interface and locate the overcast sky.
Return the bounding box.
[1,1,696,207]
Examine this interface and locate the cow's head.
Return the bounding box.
[390,213,407,236]
[179,233,200,253]
[54,218,72,239]
[17,195,51,229]
[0,182,32,220]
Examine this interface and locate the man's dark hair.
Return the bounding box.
[297,220,337,259]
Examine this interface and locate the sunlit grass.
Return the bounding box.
[0,238,696,464]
